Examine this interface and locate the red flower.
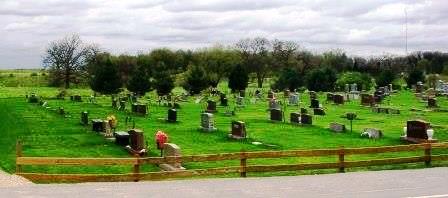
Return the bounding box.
[155,131,168,149]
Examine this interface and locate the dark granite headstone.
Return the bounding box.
[313,108,325,115]
[80,111,88,125]
[300,108,308,114]
[361,94,375,106]
[326,93,334,101]
[290,112,300,124]
[206,100,217,113]
[309,91,317,100]
[114,131,130,146]
[300,114,312,125]
[92,119,104,132]
[167,108,177,122]
[129,129,145,151]
[132,103,147,115]
[270,109,283,122]
[406,120,429,139]
[310,99,319,108]
[333,94,344,105]
[428,98,437,108]
[231,121,246,138]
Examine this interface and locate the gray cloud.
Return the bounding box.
[0,0,447,68]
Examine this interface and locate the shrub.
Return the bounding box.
[127,65,152,96]
[182,64,209,95]
[272,68,303,91]
[228,64,249,92]
[405,69,425,88]
[89,56,122,95]
[336,72,374,91]
[306,67,337,92]
[153,71,175,96]
[375,69,396,87]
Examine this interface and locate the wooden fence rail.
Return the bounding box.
[15,141,448,183]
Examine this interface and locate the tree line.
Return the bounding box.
[43,34,448,96]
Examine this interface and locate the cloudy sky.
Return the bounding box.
[1,0,447,68]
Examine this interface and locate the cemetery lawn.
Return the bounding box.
[1,85,448,179]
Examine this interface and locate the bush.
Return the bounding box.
[182,64,209,95]
[375,69,395,87]
[405,69,425,88]
[153,71,174,96]
[272,68,303,91]
[306,67,337,92]
[336,72,374,91]
[228,64,249,92]
[127,65,152,96]
[89,56,122,95]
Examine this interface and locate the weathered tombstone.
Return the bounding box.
[290,112,301,124]
[361,128,383,139]
[269,99,281,110]
[300,114,312,125]
[416,81,424,93]
[361,94,375,106]
[114,131,130,146]
[314,108,325,115]
[132,103,148,115]
[333,94,344,105]
[351,83,358,92]
[270,109,283,122]
[167,108,177,122]
[428,98,437,108]
[310,99,320,108]
[206,100,217,113]
[388,84,393,93]
[300,108,308,114]
[401,120,437,143]
[92,119,104,132]
[160,143,185,171]
[228,121,246,139]
[80,111,88,125]
[200,113,217,132]
[128,129,145,151]
[329,122,346,133]
[288,94,299,106]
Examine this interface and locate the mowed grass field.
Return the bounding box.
[1,70,448,178]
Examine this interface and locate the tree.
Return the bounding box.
[376,69,396,87]
[306,67,337,92]
[236,37,271,88]
[43,34,98,88]
[321,50,353,72]
[272,68,303,91]
[89,54,122,95]
[127,65,152,96]
[405,69,425,88]
[182,64,209,95]
[336,72,374,91]
[153,63,175,96]
[228,64,249,92]
[195,47,241,87]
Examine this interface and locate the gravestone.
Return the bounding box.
[80,111,88,125]
[428,98,437,108]
[267,90,274,99]
[350,83,358,92]
[361,128,383,139]
[401,120,437,143]
[206,100,217,113]
[416,81,424,93]
[310,99,320,108]
[114,131,130,146]
[290,112,301,124]
[132,103,147,115]
[236,96,244,107]
[329,122,346,133]
[220,94,228,106]
[269,99,281,110]
[333,94,344,105]
[345,84,350,93]
[270,109,283,122]
[103,120,112,137]
[288,94,299,106]
[313,108,325,115]
[129,129,145,151]
[119,100,126,111]
[228,121,246,139]
[284,89,290,98]
[300,114,312,125]
[167,108,177,122]
[389,84,393,93]
[112,98,118,109]
[361,94,375,106]
[92,119,104,132]
[160,143,185,171]
[200,113,217,132]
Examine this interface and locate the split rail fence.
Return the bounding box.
[15,141,448,183]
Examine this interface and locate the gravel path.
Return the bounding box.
[0,170,31,187]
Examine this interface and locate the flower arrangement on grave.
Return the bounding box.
[155,130,169,156]
[106,115,117,129]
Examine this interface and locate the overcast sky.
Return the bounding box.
[1,0,447,68]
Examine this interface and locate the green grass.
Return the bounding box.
[1,82,448,179]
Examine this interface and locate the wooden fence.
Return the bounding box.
[15,141,448,183]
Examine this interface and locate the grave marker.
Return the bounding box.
[228,121,246,139]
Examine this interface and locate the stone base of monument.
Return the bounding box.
[200,127,217,132]
[159,164,186,171]
[228,134,246,140]
[400,136,438,143]
[125,145,147,156]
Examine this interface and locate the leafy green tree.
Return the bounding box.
[89,54,122,95]
[228,64,249,92]
[153,63,175,96]
[182,64,209,95]
[127,65,152,96]
[336,72,374,91]
[272,68,303,91]
[306,67,337,92]
[405,69,425,88]
[195,47,241,87]
[376,69,396,87]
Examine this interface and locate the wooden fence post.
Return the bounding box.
[240,151,247,178]
[16,140,22,174]
[338,146,345,173]
[133,156,140,182]
[424,143,431,167]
